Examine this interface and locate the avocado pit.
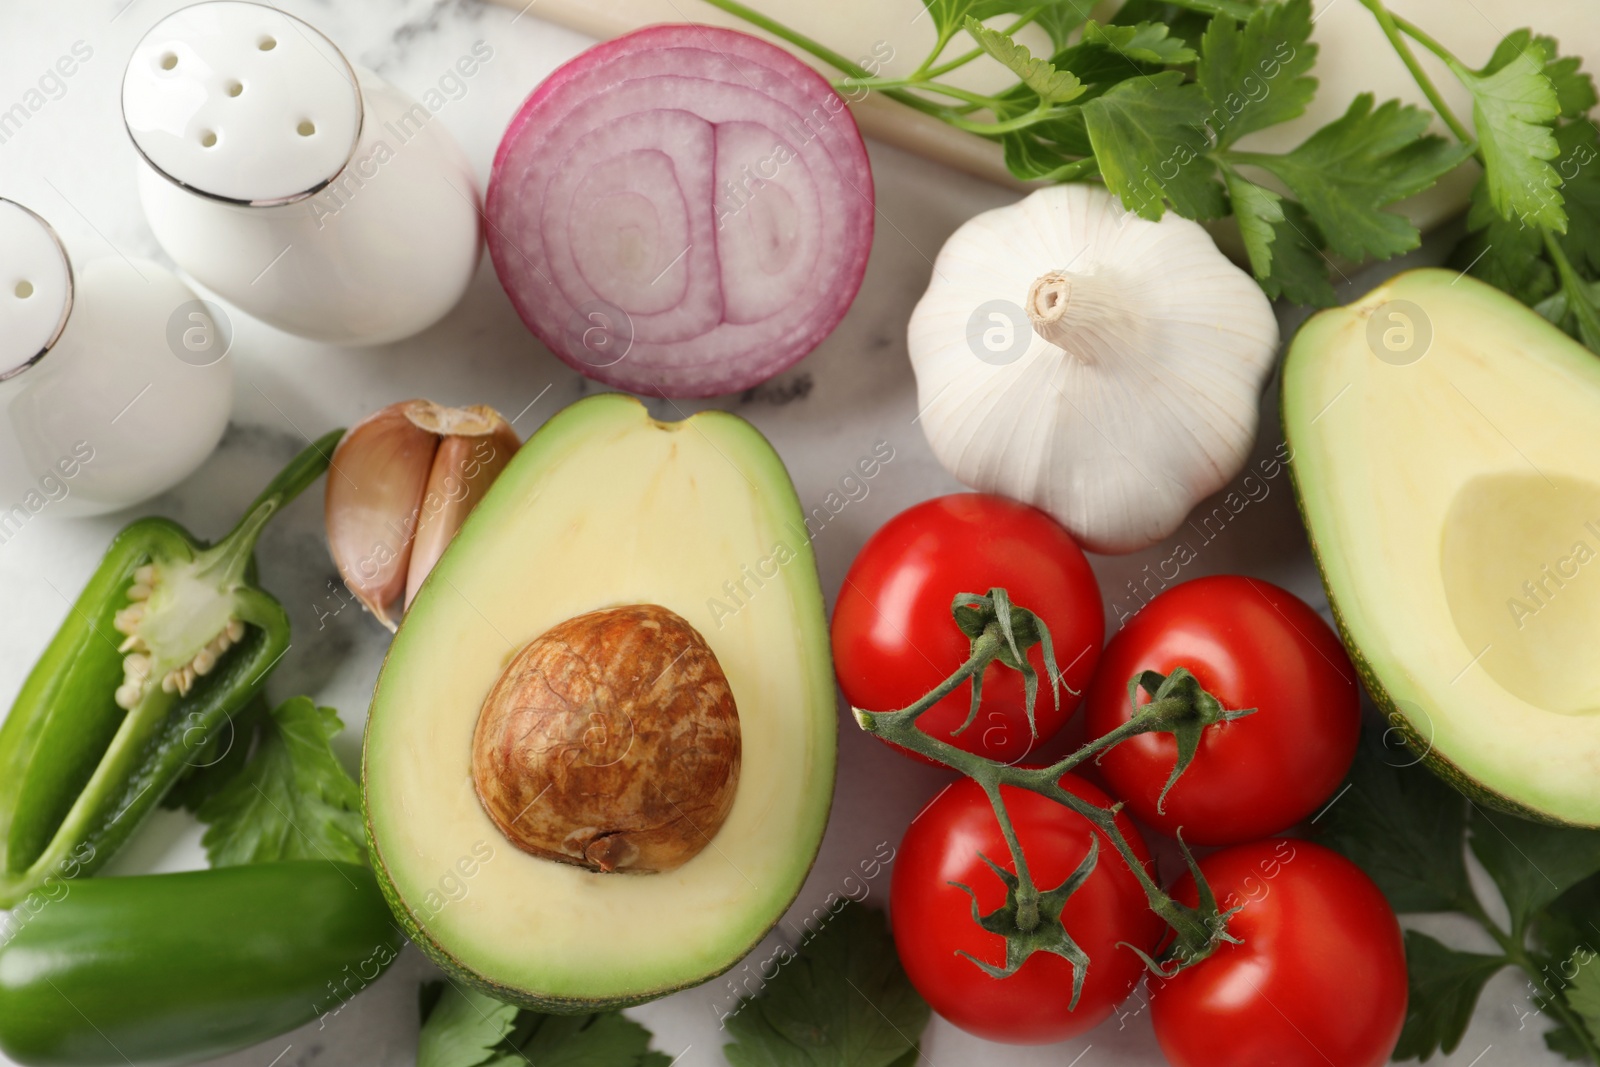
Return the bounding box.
[471,604,740,873]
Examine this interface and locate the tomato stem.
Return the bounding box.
[855,588,1242,980]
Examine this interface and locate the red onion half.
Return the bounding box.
[486,25,875,398]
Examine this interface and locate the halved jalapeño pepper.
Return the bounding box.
[0,432,343,906]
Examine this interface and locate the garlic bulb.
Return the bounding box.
[907,185,1280,555]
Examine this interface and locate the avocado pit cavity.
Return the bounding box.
[471,604,741,873]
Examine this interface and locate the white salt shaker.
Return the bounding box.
[0,200,233,520]
[121,1,482,346]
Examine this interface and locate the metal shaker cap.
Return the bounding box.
[121,1,363,207]
[0,201,72,382]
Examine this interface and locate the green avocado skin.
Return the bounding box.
[0,862,401,1067]
[360,393,838,1012]
[1280,273,1577,827]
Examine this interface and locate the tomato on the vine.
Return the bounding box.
[1083,576,1359,845]
[833,494,1103,763]
[1150,839,1406,1067]
[890,773,1161,1044]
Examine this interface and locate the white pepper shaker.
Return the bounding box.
[0,199,233,520]
[122,1,482,346]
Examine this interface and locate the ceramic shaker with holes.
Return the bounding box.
[122,1,482,346]
[0,199,234,518]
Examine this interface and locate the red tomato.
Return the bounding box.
[1083,576,1358,845]
[833,494,1103,763]
[1150,839,1406,1067]
[890,773,1162,1044]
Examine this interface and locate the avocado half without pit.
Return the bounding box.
[363,394,836,1010]
[1284,268,1600,826]
[472,604,741,875]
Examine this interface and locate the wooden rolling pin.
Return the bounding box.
[494,0,1597,233]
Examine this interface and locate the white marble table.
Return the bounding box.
[0,1,1561,1064]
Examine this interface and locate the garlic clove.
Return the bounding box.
[324,401,441,632]
[404,414,520,609]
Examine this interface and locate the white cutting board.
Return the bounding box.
[503,0,1598,232]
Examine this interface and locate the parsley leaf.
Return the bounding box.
[1082,21,1197,66]
[1554,121,1600,275]
[1447,41,1565,231]
[1392,931,1507,1061]
[515,1013,669,1067]
[1225,175,1335,306]
[195,695,366,868]
[1197,0,1318,146]
[1084,72,1224,220]
[1228,94,1474,261]
[1565,957,1600,1045]
[1317,737,1473,913]
[1034,1,1094,50]
[964,19,1084,105]
[418,983,519,1067]
[723,902,930,1067]
[918,0,1046,43]
[417,981,668,1067]
[1483,30,1598,120]
[1453,175,1557,306]
[1002,120,1092,180]
[1468,804,1600,934]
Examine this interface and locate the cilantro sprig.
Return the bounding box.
[703,0,1600,347]
[1355,1,1600,355]
[411,903,926,1067]
[702,0,1472,308]
[723,902,930,1067]
[416,982,669,1067]
[192,695,368,868]
[1320,738,1600,1062]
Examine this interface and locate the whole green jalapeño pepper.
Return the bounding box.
[0,861,402,1066]
[0,431,343,907]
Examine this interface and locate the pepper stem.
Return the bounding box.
[199,429,345,585]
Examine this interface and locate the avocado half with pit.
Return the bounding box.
[363,394,837,1008]
[1284,268,1600,825]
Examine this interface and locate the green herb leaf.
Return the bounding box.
[1227,178,1335,306]
[1084,72,1223,220]
[1197,0,1317,147]
[1316,737,1473,913]
[1555,121,1600,276]
[1447,41,1565,232]
[1536,871,1600,975]
[917,0,1043,44]
[418,981,667,1067]
[195,695,365,868]
[1082,20,1197,66]
[1483,30,1598,120]
[1454,176,1558,306]
[418,982,519,1067]
[1546,1026,1590,1061]
[723,902,931,1067]
[510,1012,667,1067]
[1563,955,1600,1046]
[1229,94,1474,261]
[964,18,1084,105]
[1002,124,1091,181]
[1392,930,1508,1061]
[1227,174,1283,279]
[1468,804,1600,935]
[1034,1,1094,50]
